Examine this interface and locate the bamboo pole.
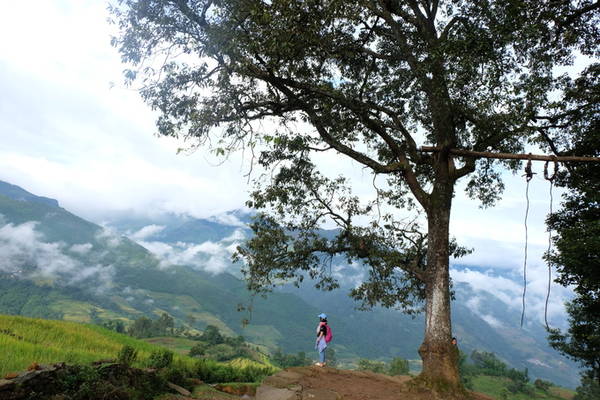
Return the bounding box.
[419,146,600,163]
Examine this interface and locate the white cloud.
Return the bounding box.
[210,213,248,228]
[451,267,572,327]
[95,227,122,248]
[130,225,165,241]
[481,314,504,329]
[136,233,244,274]
[70,243,93,255]
[0,221,114,291]
[221,229,247,242]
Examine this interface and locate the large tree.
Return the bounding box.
[545,64,600,385]
[111,0,599,392]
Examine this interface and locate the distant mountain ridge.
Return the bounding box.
[0,180,59,208]
[0,180,581,389]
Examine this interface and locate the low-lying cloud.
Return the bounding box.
[451,266,572,328]
[130,224,165,241]
[0,221,114,292]
[133,226,246,274]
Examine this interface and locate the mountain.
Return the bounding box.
[0,180,581,388]
[0,180,59,208]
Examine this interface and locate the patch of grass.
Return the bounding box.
[0,314,195,376]
[548,386,576,400]
[144,336,200,355]
[471,375,574,400]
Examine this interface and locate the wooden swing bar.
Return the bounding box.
[419,146,600,163]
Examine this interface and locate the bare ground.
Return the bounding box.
[157,366,496,400]
[260,366,495,400]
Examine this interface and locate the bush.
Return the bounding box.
[205,343,238,361]
[534,378,552,392]
[200,325,224,345]
[117,345,138,367]
[189,342,208,357]
[357,359,387,374]
[148,348,174,369]
[388,357,409,375]
[574,377,600,400]
[271,349,312,368]
[159,365,188,388]
[193,359,273,383]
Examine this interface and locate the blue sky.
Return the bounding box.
[0,1,576,327]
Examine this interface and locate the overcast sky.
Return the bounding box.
[0,1,576,326]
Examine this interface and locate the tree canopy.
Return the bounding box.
[111,0,600,393]
[545,66,600,386]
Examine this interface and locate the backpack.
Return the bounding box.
[325,325,333,343]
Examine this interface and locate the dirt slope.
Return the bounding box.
[256,366,495,400]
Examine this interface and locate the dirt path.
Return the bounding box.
[258,366,495,400]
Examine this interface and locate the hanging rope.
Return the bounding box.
[521,158,535,328]
[543,160,558,329]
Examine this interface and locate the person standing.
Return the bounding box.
[315,313,330,367]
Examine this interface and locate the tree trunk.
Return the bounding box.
[418,192,461,389]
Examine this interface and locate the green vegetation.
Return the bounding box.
[0,278,65,320]
[128,313,175,338]
[461,351,529,393]
[270,349,312,368]
[0,314,194,377]
[117,345,138,366]
[144,336,200,355]
[573,377,600,400]
[457,350,577,400]
[148,348,174,369]
[541,64,600,398]
[357,357,410,376]
[389,357,410,376]
[194,358,274,384]
[471,375,574,400]
[0,314,274,385]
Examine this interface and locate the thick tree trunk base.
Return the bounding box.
[410,341,468,399]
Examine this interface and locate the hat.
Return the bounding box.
[318,313,327,319]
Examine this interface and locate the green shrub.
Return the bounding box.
[160,365,188,388]
[388,357,409,375]
[534,378,552,391]
[148,348,174,369]
[117,345,138,366]
[194,358,220,382]
[61,365,100,391]
[189,342,208,357]
[193,359,272,383]
[357,359,387,374]
[205,343,238,361]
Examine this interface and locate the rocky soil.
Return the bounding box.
[254,366,495,400]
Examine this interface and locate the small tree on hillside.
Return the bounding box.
[201,325,224,345]
[155,313,175,335]
[111,0,599,392]
[128,316,154,338]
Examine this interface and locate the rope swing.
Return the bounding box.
[543,160,558,330]
[520,158,559,329]
[521,158,535,328]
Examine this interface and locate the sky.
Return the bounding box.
[0,1,576,327]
